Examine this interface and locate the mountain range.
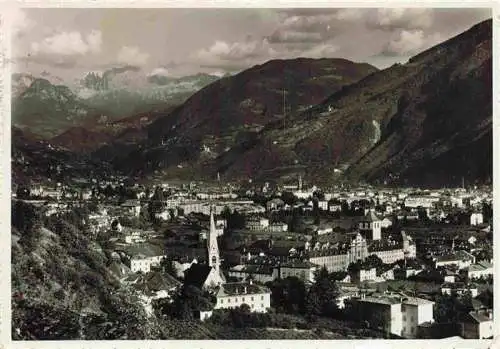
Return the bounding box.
[106,57,379,179]
[12,19,492,188]
[101,19,491,187]
[11,70,222,138]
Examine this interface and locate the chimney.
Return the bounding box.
[244,286,248,294]
[249,278,253,285]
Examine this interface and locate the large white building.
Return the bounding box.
[214,281,271,313]
[309,232,416,272]
[129,254,165,273]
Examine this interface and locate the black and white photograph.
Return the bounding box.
[5,3,497,344]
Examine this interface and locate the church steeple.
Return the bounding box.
[208,205,220,273]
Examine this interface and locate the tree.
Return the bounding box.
[433,293,468,323]
[364,254,384,272]
[482,202,493,223]
[305,267,340,318]
[288,209,304,232]
[266,277,306,314]
[477,289,493,309]
[164,285,214,320]
[281,192,297,206]
[103,184,115,198]
[12,200,42,252]
[222,208,246,230]
[312,199,320,225]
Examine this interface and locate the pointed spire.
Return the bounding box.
[210,204,216,234]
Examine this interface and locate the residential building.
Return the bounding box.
[121,200,141,217]
[461,310,494,339]
[124,231,146,244]
[404,196,439,209]
[470,212,484,226]
[228,264,278,284]
[246,217,270,231]
[124,243,167,273]
[318,200,328,211]
[353,267,377,283]
[441,282,478,297]
[401,297,435,338]
[131,271,182,315]
[279,260,317,283]
[266,198,285,211]
[269,222,288,232]
[435,250,476,269]
[467,261,493,280]
[347,295,434,338]
[214,280,271,313]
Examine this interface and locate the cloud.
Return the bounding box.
[370,8,434,31]
[7,8,34,38]
[268,30,323,43]
[149,67,169,76]
[300,43,339,58]
[117,46,150,66]
[30,30,102,57]
[194,38,277,65]
[265,10,363,46]
[334,8,364,21]
[382,30,443,56]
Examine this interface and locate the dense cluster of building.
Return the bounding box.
[13,176,494,339]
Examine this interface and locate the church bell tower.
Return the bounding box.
[208,205,220,274]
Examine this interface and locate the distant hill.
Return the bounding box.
[107,57,378,178]
[50,107,176,153]
[11,126,114,185]
[111,20,491,188]
[12,78,101,138]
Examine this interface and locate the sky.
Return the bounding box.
[10,7,492,83]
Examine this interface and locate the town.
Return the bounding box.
[12,175,494,339]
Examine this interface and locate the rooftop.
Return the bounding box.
[468,310,493,323]
[229,264,276,275]
[468,261,493,271]
[216,282,270,297]
[124,243,165,259]
[280,260,316,269]
[361,210,382,222]
[402,297,434,306]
